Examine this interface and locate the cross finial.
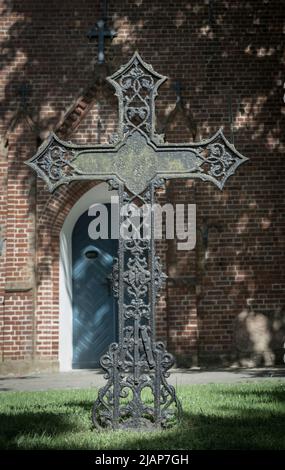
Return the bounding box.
[107,51,167,141]
[87,0,116,64]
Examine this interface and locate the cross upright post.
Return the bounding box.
[26,52,248,431]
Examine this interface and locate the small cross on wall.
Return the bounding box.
[87,1,117,65]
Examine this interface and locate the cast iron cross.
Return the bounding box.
[26,52,248,431]
[87,0,116,64]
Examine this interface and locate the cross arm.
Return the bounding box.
[155,128,249,190]
[25,128,248,194]
[87,20,117,40]
[24,132,119,193]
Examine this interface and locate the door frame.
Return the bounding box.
[59,182,118,371]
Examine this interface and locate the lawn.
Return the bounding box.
[0,381,284,450]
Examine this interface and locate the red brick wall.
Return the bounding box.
[0,0,284,373]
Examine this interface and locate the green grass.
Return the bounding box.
[0,381,284,450]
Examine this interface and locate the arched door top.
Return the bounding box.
[59,182,118,371]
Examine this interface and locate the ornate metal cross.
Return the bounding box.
[26,52,248,431]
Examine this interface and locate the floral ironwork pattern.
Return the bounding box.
[27,134,77,191]
[38,145,75,181]
[154,256,167,297]
[107,51,167,140]
[195,137,247,189]
[123,255,151,298]
[92,183,181,430]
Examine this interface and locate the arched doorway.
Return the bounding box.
[72,206,118,368]
[59,183,118,371]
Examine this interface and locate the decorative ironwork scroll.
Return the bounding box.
[26,52,248,430]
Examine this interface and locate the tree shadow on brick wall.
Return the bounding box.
[0,0,284,364]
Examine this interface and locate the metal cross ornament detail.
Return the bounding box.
[26,52,248,431]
